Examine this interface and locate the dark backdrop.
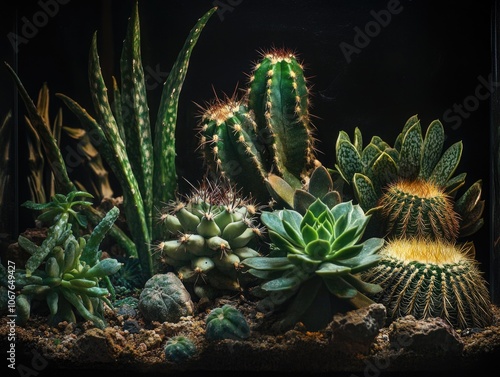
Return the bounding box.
[0,0,494,286]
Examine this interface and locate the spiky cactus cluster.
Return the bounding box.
[198,49,318,205]
[7,193,121,329]
[334,115,492,328]
[156,180,263,299]
[362,239,493,329]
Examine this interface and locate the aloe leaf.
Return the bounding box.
[120,0,153,234]
[153,7,217,234]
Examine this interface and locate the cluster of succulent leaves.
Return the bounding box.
[198,49,318,205]
[157,180,263,299]
[6,1,217,282]
[2,192,122,329]
[242,198,384,331]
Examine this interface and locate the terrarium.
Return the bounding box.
[1,0,499,376]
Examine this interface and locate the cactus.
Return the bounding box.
[334,115,484,241]
[198,49,318,205]
[156,179,263,299]
[164,335,197,363]
[11,193,122,329]
[361,238,493,329]
[242,199,384,331]
[205,304,250,341]
[6,2,217,281]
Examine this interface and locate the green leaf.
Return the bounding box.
[370,152,398,190]
[261,275,303,291]
[336,138,363,183]
[305,239,331,259]
[455,180,482,215]
[266,173,295,208]
[301,224,318,245]
[242,257,293,270]
[308,166,333,199]
[429,141,463,187]
[343,274,382,295]
[395,114,420,151]
[331,227,359,252]
[353,127,363,153]
[323,276,357,298]
[321,191,341,209]
[330,200,353,222]
[293,190,316,215]
[283,220,305,247]
[398,123,422,179]
[261,211,287,237]
[353,173,378,210]
[316,262,351,277]
[419,119,445,179]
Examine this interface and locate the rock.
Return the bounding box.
[123,319,142,334]
[388,315,464,356]
[73,328,122,363]
[138,273,195,324]
[329,303,387,354]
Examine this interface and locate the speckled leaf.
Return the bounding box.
[353,127,363,153]
[395,115,420,151]
[120,1,153,234]
[336,138,363,183]
[153,8,216,221]
[444,172,466,196]
[455,179,482,215]
[398,123,422,179]
[370,135,390,152]
[111,76,125,141]
[370,152,398,190]
[88,32,152,277]
[361,143,382,168]
[429,141,463,187]
[419,120,444,179]
[353,173,378,211]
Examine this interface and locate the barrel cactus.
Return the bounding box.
[164,335,197,363]
[334,115,484,241]
[155,179,263,299]
[242,199,384,331]
[205,304,250,341]
[12,193,122,329]
[361,238,493,329]
[197,49,318,205]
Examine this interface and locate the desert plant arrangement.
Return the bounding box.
[2,2,495,358]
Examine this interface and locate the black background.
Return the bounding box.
[0,0,494,285]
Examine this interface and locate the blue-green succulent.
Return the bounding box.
[242,199,384,331]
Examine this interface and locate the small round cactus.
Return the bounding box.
[361,238,493,329]
[164,335,197,363]
[205,304,250,341]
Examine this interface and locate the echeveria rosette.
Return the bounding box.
[334,115,484,241]
[242,199,384,331]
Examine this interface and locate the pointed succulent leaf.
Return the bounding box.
[321,191,341,209]
[398,123,422,179]
[282,210,303,234]
[419,119,445,179]
[370,136,391,152]
[343,274,382,295]
[336,138,363,183]
[308,165,333,199]
[302,224,318,245]
[330,244,364,260]
[283,220,305,247]
[323,276,357,298]
[370,152,398,190]
[361,143,382,169]
[353,127,363,153]
[261,211,287,236]
[459,218,484,237]
[353,173,378,210]
[268,230,301,254]
[266,173,295,209]
[331,227,360,252]
[455,180,483,216]
[330,200,353,222]
[293,190,316,214]
[316,262,351,277]
[445,172,467,196]
[429,141,463,187]
[261,275,303,292]
[395,114,420,151]
[242,256,293,270]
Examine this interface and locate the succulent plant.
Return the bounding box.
[334,115,484,241]
[265,165,342,214]
[361,238,493,329]
[197,49,318,205]
[205,304,250,341]
[164,335,197,363]
[6,1,217,281]
[156,179,263,299]
[11,193,122,329]
[242,199,384,331]
[138,272,194,324]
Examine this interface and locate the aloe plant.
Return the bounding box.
[242,199,384,331]
[6,2,217,280]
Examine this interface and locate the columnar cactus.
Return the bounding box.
[361,239,493,329]
[11,193,121,329]
[198,49,318,205]
[156,179,263,299]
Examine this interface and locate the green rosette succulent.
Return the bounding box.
[334,115,484,241]
[242,199,384,331]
